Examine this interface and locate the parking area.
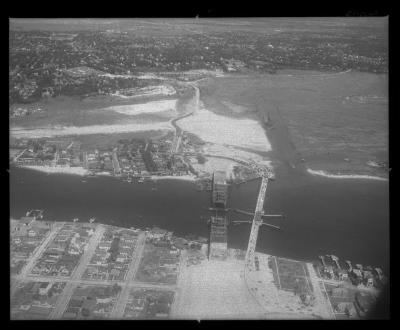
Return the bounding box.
[269,256,314,295]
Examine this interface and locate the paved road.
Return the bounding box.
[49,225,105,319]
[112,149,121,175]
[111,232,147,318]
[170,112,193,154]
[170,81,200,155]
[306,263,335,319]
[169,250,188,318]
[13,148,27,162]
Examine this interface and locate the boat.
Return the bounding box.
[89,217,96,223]
[73,218,79,223]
[138,177,144,183]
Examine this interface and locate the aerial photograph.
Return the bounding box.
[9,17,389,320]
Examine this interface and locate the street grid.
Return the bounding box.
[11,220,335,319]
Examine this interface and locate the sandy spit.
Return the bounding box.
[307,168,388,181]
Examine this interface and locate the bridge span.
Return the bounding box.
[245,176,269,270]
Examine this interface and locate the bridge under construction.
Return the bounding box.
[208,167,282,263]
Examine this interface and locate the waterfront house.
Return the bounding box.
[28,229,38,237]
[352,268,363,278]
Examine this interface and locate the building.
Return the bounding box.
[338,269,349,281]
[212,171,228,208]
[39,282,52,295]
[209,216,228,260]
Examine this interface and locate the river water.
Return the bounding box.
[10,165,389,272]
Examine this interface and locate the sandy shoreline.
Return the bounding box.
[102,99,177,116]
[22,165,89,176]
[150,175,197,182]
[307,168,388,181]
[11,123,172,139]
[19,165,197,181]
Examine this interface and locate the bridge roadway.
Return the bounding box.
[245,176,269,268]
[170,82,200,155]
[13,148,27,162]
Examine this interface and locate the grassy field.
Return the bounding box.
[269,256,313,295]
[135,244,180,285]
[10,93,176,128]
[200,71,388,176]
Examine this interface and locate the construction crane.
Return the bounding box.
[233,208,284,220]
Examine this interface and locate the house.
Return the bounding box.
[362,270,375,287]
[28,229,38,237]
[150,227,168,239]
[60,268,70,276]
[338,269,348,281]
[352,269,363,279]
[98,242,111,250]
[97,297,113,304]
[39,282,52,295]
[366,277,374,287]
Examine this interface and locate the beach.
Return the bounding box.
[101,99,177,116]
[150,174,197,182]
[22,165,89,176]
[307,168,389,181]
[177,106,271,153]
[10,123,172,139]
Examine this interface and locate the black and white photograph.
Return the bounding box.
[9,17,389,320]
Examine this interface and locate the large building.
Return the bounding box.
[209,216,228,260]
[212,171,228,208]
